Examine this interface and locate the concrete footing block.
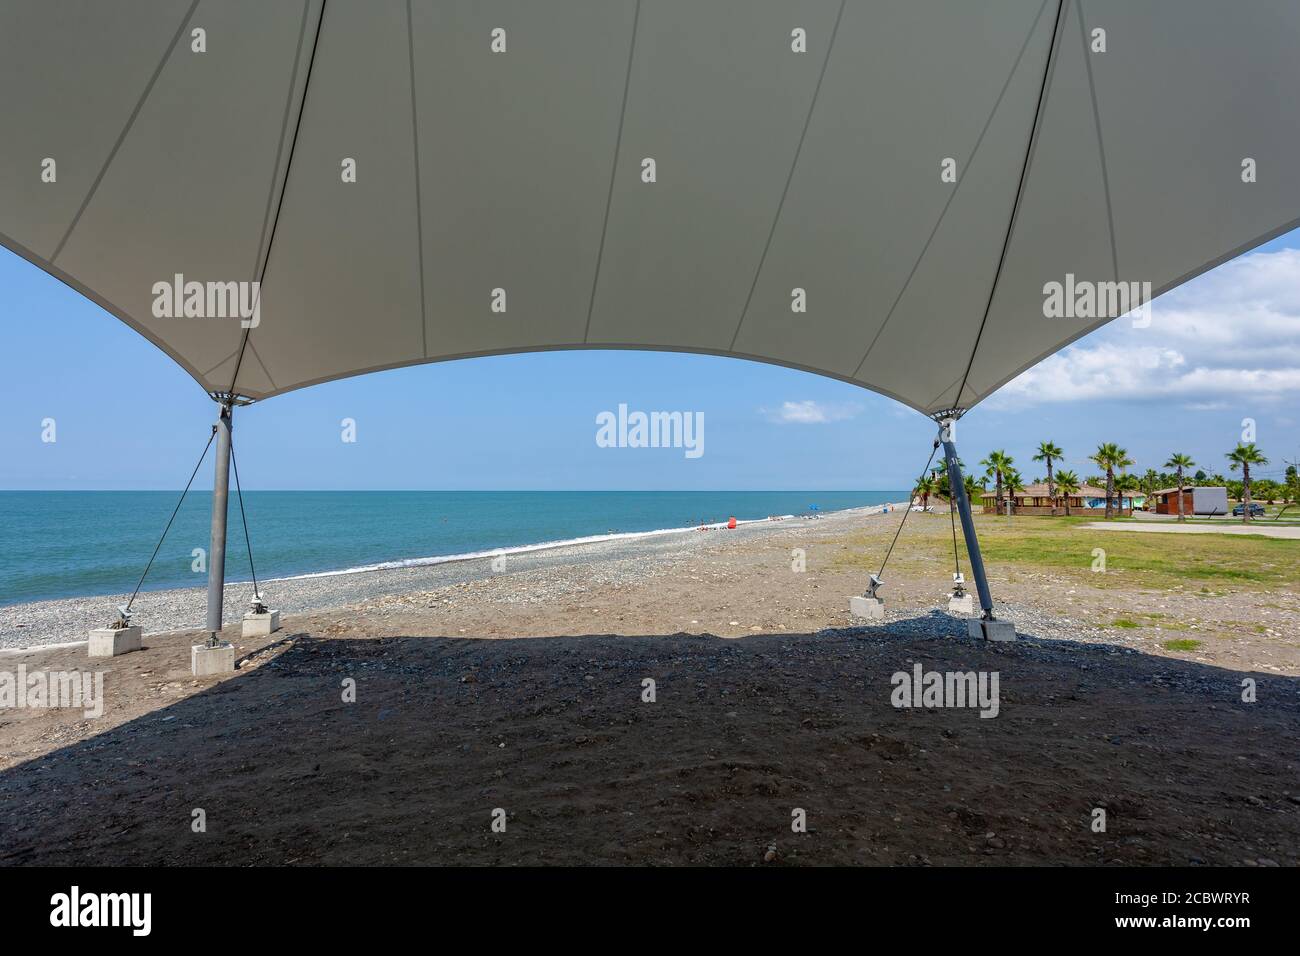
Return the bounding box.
[88,625,142,657]
[967,618,1016,642]
[849,596,885,621]
[947,593,974,615]
[241,609,281,638]
[192,642,236,676]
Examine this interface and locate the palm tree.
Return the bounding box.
[963,473,983,504]
[1116,473,1140,511]
[1089,443,1133,519]
[1054,470,1081,516]
[1115,448,1135,512]
[929,465,951,501]
[1003,469,1026,517]
[1141,468,1159,508]
[913,473,938,511]
[980,450,1014,516]
[1226,443,1268,522]
[1032,441,1064,515]
[1164,453,1195,521]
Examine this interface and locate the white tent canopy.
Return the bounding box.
[3,0,1300,415]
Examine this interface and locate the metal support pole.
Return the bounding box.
[939,422,996,620]
[205,403,233,643]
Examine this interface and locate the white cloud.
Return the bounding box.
[995,247,1300,406]
[762,399,862,424]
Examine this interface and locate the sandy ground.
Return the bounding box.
[1,507,1297,866]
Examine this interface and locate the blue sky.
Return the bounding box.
[2,233,1298,492]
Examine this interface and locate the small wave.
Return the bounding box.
[267,502,902,584]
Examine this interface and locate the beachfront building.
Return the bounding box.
[1151,486,1230,516]
[979,483,1136,516]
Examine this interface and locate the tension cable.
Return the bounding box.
[873,440,941,587]
[228,435,262,607]
[121,427,216,622]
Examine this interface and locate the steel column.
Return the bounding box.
[205,403,233,641]
[940,425,995,619]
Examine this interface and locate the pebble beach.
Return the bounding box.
[2,504,901,651]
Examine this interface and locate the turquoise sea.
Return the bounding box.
[0,490,903,606]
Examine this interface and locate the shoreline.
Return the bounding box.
[273,511,802,581]
[1,501,907,650]
[0,490,908,608]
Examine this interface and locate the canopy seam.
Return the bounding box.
[953,0,1068,409]
[851,0,1051,379]
[728,0,847,352]
[227,0,328,398]
[1078,0,1120,281]
[583,0,641,344]
[406,0,429,358]
[51,0,200,263]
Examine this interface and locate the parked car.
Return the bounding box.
[1232,502,1265,517]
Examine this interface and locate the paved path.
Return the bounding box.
[1083,522,1300,539]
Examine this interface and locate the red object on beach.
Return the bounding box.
[727,517,737,529]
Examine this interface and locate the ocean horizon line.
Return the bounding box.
[0,488,908,494]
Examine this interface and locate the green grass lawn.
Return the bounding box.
[976,516,1300,589]
[832,513,1300,593]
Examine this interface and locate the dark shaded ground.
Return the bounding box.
[1,616,1297,866]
